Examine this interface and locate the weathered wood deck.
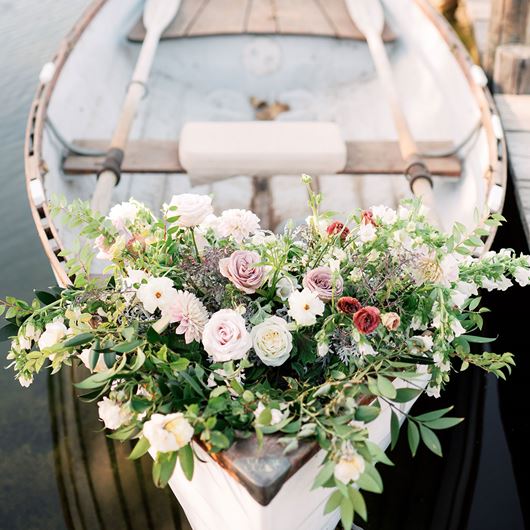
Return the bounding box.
[466,0,530,246]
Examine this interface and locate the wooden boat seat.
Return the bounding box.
[127,0,397,43]
[62,128,462,179]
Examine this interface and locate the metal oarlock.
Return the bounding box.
[96,147,124,185]
[404,156,434,191]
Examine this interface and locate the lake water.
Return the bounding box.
[0,2,528,529]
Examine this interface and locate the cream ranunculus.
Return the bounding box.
[202,309,252,362]
[108,201,139,231]
[167,194,213,228]
[143,413,194,453]
[334,451,366,484]
[97,397,133,430]
[251,316,293,367]
[38,319,68,350]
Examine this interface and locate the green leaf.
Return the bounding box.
[377,375,396,399]
[355,405,380,423]
[180,371,205,398]
[460,334,496,344]
[130,348,146,372]
[349,488,367,521]
[393,387,422,403]
[419,425,443,456]
[209,431,230,450]
[179,444,194,481]
[74,370,114,390]
[89,350,100,370]
[364,440,393,466]
[424,417,463,430]
[112,339,144,353]
[153,452,178,488]
[131,395,151,413]
[407,420,420,456]
[34,290,57,305]
[63,332,95,348]
[414,406,453,422]
[257,407,272,426]
[129,437,151,460]
[390,410,400,450]
[312,461,335,490]
[340,495,354,530]
[357,465,383,494]
[324,489,343,514]
[103,351,116,368]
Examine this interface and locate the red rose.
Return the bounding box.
[361,210,377,226]
[337,296,362,315]
[353,306,381,334]
[327,221,350,240]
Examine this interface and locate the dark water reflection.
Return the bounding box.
[0,2,528,529]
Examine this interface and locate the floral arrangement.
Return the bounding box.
[1,175,528,528]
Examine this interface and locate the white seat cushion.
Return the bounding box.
[179,122,347,184]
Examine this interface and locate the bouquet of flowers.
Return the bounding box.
[1,176,527,528]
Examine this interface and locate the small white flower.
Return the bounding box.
[143,413,194,453]
[426,384,441,399]
[334,452,366,484]
[166,193,213,228]
[398,205,411,220]
[276,276,298,301]
[450,281,478,308]
[108,201,139,231]
[202,309,252,362]
[439,254,460,286]
[349,268,363,282]
[18,374,33,387]
[433,352,450,372]
[287,288,325,327]
[481,275,512,291]
[410,334,433,353]
[251,230,277,245]
[137,277,177,314]
[161,290,209,344]
[97,397,133,430]
[79,348,107,373]
[124,269,149,289]
[450,319,466,338]
[254,402,284,425]
[305,215,328,237]
[317,342,329,357]
[359,222,377,243]
[514,267,530,287]
[217,209,260,243]
[251,316,293,367]
[358,341,376,357]
[371,205,397,225]
[38,319,68,350]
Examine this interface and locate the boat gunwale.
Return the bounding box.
[23,0,508,507]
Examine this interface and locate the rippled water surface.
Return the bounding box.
[0,2,528,529]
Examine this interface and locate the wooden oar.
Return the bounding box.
[346,0,441,226]
[91,0,181,214]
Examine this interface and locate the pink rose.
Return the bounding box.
[202,309,252,362]
[381,312,400,331]
[302,267,343,302]
[219,250,267,294]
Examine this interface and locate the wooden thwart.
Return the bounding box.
[63,139,461,176]
[127,0,396,42]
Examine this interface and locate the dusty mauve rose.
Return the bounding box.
[302,267,343,302]
[381,312,400,331]
[337,296,362,315]
[327,221,350,240]
[353,306,381,334]
[219,250,266,294]
[361,210,377,226]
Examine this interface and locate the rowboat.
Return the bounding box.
[24,0,506,529]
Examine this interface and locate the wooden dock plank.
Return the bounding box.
[495,94,530,131]
[245,0,277,33]
[62,139,461,177]
[274,0,334,35]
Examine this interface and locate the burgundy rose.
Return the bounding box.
[303,266,344,302]
[353,306,381,334]
[219,250,266,294]
[337,296,362,315]
[361,210,377,226]
[327,221,350,240]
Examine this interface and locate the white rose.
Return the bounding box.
[202,309,252,362]
[334,452,366,484]
[137,276,177,314]
[108,201,139,231]
[287,288,325,327]
[143,413,194,453]
[167,194,213,228]
[97,397,133,430]
[251,316,293,367]
[38,319,68,350]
